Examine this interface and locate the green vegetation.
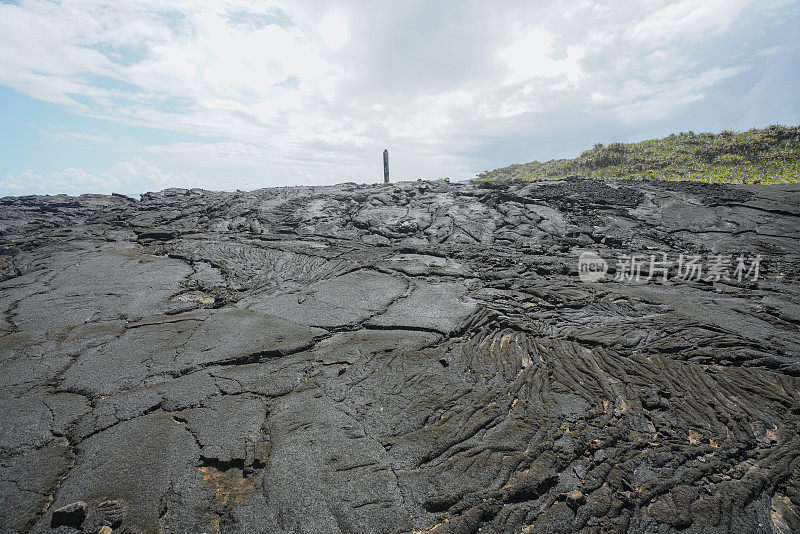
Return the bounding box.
[477,125,800,184]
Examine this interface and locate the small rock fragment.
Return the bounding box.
[51,501,87,528]
[565,490,585,510]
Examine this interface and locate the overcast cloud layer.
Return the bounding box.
[1,0,798,195]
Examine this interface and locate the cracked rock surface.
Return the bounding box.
[1,179,799,533]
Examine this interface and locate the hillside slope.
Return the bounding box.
[478,124,800,184]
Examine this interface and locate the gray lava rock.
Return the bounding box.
[50,501,86,528]
[82,499,125,533]
[1,179,799,533]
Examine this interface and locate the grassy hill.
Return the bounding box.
[476,124,800,184]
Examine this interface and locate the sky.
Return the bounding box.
[0,0,798,196]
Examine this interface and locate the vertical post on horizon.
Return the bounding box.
[383,149,389,183]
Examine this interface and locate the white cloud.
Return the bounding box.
[1,157,198,196]
[625,0,753,45]
[0,0,796,193]
[319,12,349,50]
[609,66,746,121]
[0,1,340,134]
[499,29,584,85]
